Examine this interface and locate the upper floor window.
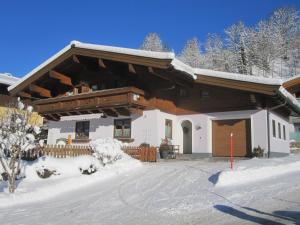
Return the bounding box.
[114,119,131,138]
[179,88,188,97]
[75,121,90,139]
[200,89,210,98]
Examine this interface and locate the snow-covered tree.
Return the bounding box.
[204,34,232,71]
[179,37,204,68]
[225,21,254,74]
[0,98,41,193]
[140,33,168,52]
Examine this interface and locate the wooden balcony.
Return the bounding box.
[33,87,148,120]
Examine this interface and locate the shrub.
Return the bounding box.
[252,146,264,158]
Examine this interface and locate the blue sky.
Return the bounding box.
[1,0,300,77]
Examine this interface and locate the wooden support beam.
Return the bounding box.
[129,108,143,116]
[110,108,120,116]
[19,91,31,98]
[102,108,118,117]
[46,114,59,121]
[72,55,80,63]
[128,64,136,74]
[98,58,106,68]
[29,84,52,98]
[49,71,73,87]
[115,107,130,116]
[148,66,154,73]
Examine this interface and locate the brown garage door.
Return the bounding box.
[212,119,251,157]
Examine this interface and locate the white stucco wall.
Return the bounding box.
[269,111,290,155]
[47,108,290,156]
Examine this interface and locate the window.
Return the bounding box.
[165,119,172,139]
[179,88,188,97]
[283,125,286,140]
[200,89,209,98]
[75,121,90,139]
[278,122,281,139]
[272,120,276,137]
[114,119,131,138]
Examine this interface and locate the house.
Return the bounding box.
[0,73,43,126]
[7,41,300,157]
[282,75,300,142]
[0,72,19,110]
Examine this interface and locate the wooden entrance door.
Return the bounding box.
[212,119,251,157]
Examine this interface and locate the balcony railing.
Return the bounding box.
[34,87,148,119]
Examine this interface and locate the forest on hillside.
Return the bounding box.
[140,7,300,79]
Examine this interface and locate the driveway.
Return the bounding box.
[0,160,300,225]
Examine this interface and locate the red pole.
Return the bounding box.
[230,132,234,170]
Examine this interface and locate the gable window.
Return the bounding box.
[200,89,209,98]
[165,119,172,139]
[272,120,276,138]
[283,125,286,140]
[278,122,281,139]
[114,119,131,138]
[75,121,90,139]
[179,88,188,97]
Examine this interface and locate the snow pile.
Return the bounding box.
[0,138,142,207]
[90,138,124,165]
[215,154,300,187]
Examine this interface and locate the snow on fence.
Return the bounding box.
[22,145,157,162]
[23,145,93,159]
[121,146,157,162]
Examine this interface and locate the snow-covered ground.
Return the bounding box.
[1,154,300,225]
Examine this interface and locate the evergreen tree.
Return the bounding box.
[179,37,203,68]
[140,33,166,52]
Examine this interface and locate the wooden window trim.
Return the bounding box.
[114,119,131,139]
[75,121,90,140]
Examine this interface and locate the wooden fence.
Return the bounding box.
[122,146,157,162]
[23,144,157,162]
[23,145,93,159]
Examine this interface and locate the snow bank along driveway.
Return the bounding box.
[1,155,300,225]
[215,154,300,187]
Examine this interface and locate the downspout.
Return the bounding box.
[266,99,287,158]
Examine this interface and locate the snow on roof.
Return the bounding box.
[0,73,19,86]
[194,68,283,86]
[278,86,300,113]
[71,41,175,59]
[9,41,193,91]
[7,40,292,91]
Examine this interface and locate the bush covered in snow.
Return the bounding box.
[90,138,124,166]
[0,98,41,193]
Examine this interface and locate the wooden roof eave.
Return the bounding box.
[8,45,174,97]
[72,47,172,69]
[195,76,280,96]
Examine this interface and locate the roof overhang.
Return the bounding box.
[7,40,300,116]
[8,41,196,96]
[0,73,19,86]
[195,69,281,95]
